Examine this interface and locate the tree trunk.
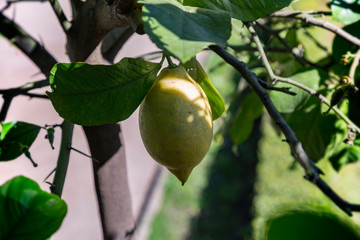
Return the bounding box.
[83,124,135,240]
[65,1,137,238]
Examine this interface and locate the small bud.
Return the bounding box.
[341,76,351,85]
[19,144,38,167]
[341,57,349,65]
[45,127,55,149]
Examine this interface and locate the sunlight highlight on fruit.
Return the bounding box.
[139,65,213,185]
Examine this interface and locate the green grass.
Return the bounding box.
[149,118,360,240]
[149,145,216,240]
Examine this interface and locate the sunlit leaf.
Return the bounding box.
[331,0,360,25]
[140,0,231,63]
[183,58,225,120]
[182,0,295,21]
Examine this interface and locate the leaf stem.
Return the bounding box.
[51,120,74,197]
[164,54,176,68]
[246,23,277,80]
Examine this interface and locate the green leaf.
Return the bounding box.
[0,176,67,240]
[329,144,360,171]
[230,92,263,145]
[270,68,327,113]
[183,58,225,120]
[140,0,231,63]
[182,0,294,21]
[332,21,360,61]
[47,58,162,126]
[331,0,360,25]
[0,121,41,161]
[286,96,338,162]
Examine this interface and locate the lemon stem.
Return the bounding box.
[165,54,176,68]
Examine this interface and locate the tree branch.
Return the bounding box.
[0,12,57,76]
[349,48,360,81]
[245,22,360,133]
[210,45,360,216]
[51,120,74,197]
[48,0,71,32]
[254,21,332,69]
[0,95,13,122]
[269,11,360,48]
[65,2,137,236]
[101,27,134,64]
[0,79,49,95]
[66,0,133,61]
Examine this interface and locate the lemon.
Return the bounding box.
[139,65,213,185]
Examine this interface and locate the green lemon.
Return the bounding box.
[139,65,213,185]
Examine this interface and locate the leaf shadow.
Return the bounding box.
[331,0,360,14]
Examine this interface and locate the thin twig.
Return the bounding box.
[69,146,100,164]
[51,120,74,197]
[349,48,360,82]
[269,11,360,47]
[48,0,71,31]
[210,45,317,176]
[268,10,332,17]
[246,22,360,133]
[0,95,13,122]
[246,23,276,81]
[276,76,360,133]
[255,22,307,67]
[22,93,48,99]
[210,45,360,216]
[0,79,49,120]
[0,14,54,120]
[0,79,49,95]
[257,78,296,95]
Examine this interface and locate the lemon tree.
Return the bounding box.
[2,0,360,239]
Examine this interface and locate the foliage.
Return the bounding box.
[2,0,360,238]
[140,0,232,63]
[253,122,360,240]
[330,0,360,25]
[47,58,162,126]
[0,176,67,240]
[183,58,225,120]
[0,121,40,161]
